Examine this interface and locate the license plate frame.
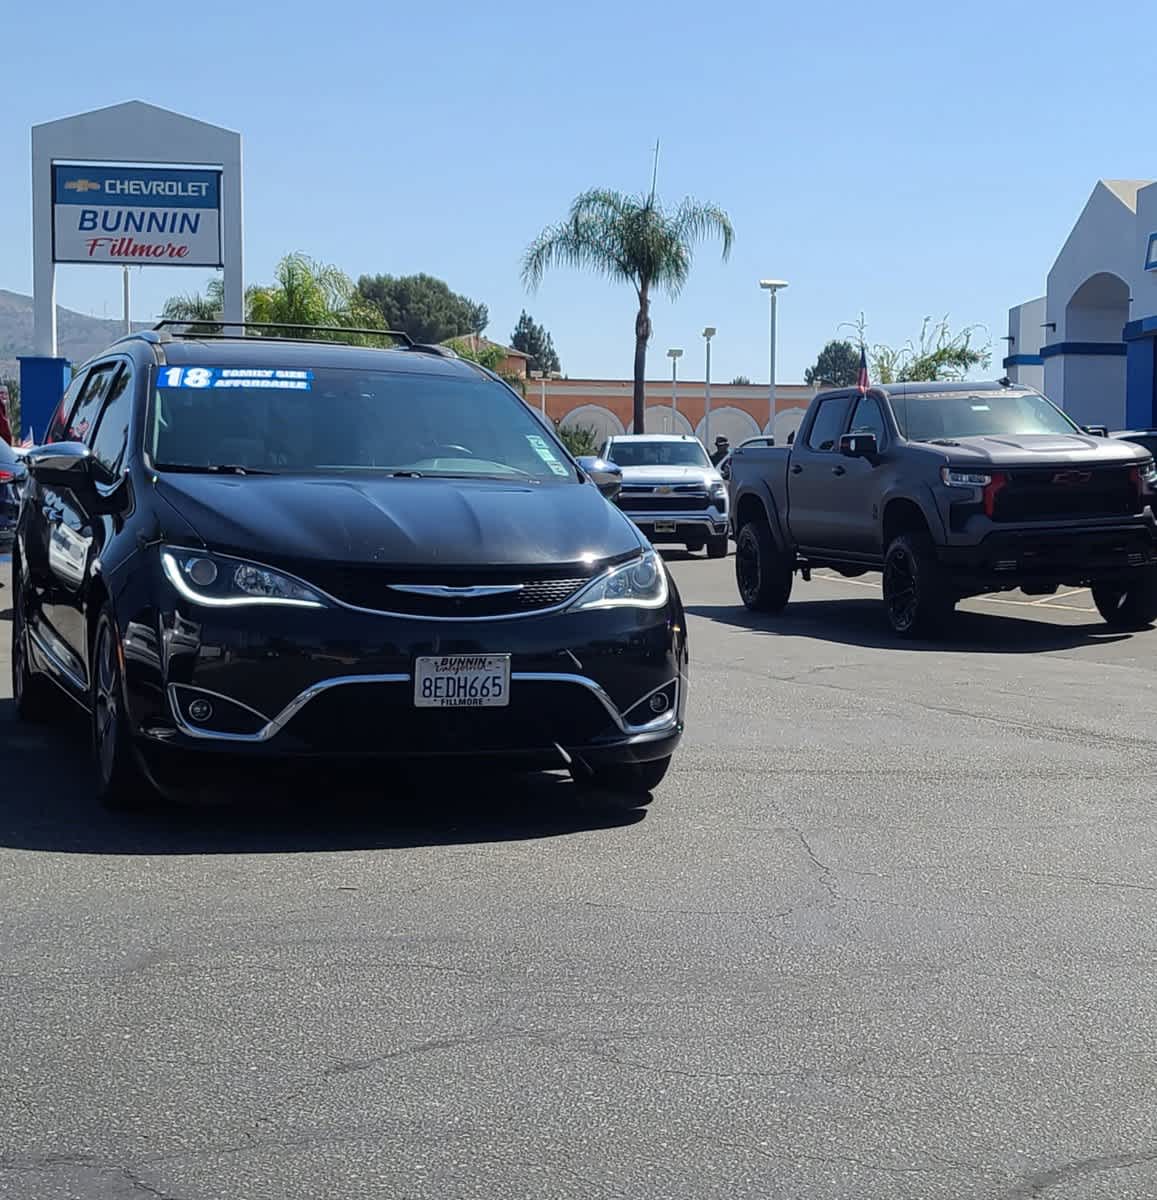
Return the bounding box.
[653,521,677,533]
[413,654,511,709]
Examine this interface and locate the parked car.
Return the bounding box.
[718,435,775,481]
[728,380,1157,636]
[0,440,24,550]
[12,327,687,808]
[602,433,729,558]
[1112,429,1157,457]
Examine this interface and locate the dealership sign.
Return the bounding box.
[52,164,222,266]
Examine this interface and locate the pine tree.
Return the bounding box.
[510,310,561,375]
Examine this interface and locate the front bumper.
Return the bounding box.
[118,570,688,769]
[935,519,1157,591]
[621,508,729,544]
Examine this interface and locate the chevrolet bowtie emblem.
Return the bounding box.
[656,485,672,494]
[64,178,102,193]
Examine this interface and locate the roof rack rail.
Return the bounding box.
[151,319,417,346]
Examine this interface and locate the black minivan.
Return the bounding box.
[12,327,686,808]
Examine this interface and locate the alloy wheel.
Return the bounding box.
[884,547,918,631]
[94,624,120,786]
[736,533,760,603]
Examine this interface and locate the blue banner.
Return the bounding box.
[54,165,220,209]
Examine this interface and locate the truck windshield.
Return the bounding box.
[608,441,710,467]
[148,365,576,481]
[893,391,1082,442]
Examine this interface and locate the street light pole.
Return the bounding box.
[760,280,787,435]
[702,327,716,446]
[667,348,683,432]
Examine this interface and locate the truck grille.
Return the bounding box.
[992,466,1140,523]
[617,484,711,513]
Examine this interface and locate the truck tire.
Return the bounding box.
[1092,570,1157,630]
[882,533,954,637]
[707,535,729,559]
[735,519,792,613]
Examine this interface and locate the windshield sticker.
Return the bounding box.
[970,403,991,412]
[526,434,570,476]
[159,366,313,391]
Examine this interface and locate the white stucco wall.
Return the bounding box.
[1134,182,1157,319]
[1005,296,1045,393]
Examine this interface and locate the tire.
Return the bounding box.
[573,755,671,804]
[684,540,705,554]
[882,533,954,638]
[11,558,58,723]
[734,519,793,613]
[91,607,157,811]
[1092,570,1157,630]
[707,535,729,560]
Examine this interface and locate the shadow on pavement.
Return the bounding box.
[0,700,646,856]
[684,597,1134,654]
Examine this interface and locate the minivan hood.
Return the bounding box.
[154,473,643,568]
[618,464,721,486]
[930,433,1151,467]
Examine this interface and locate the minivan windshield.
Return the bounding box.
[149,365,576,481]
[607,440,710,467]
[892,390,1082,442]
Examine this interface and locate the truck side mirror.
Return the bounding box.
[1083,425,1108,437]
[839,432,878,459]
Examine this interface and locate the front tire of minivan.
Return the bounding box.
[91,607,158,812]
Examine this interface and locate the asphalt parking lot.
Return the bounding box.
[2,553,1156,1200]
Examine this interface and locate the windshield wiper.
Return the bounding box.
[154,463,278,475]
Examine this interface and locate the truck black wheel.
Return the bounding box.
[1092,570,1157,630]
[882,533,954,637]
[707,535,729,559]
[735,520,792,613]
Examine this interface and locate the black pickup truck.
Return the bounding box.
[728,380,1157,636]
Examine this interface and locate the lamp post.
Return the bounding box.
[759,280,787,434]
[702,327,716,446]
[530,369,560,419]
[667,348,683,432]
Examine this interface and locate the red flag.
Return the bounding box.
[856,346,870,395]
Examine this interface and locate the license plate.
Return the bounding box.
[414,654,511,708]
[654,521,677,533]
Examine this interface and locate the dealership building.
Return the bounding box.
[1006,179,1157,430]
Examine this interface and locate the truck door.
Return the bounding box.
[838,393,891,556]
[787,394,853,551]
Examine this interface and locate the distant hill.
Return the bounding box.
[0,289,149,379]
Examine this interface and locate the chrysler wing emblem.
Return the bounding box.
[390,584,524,598]
[1052,470,1092,485]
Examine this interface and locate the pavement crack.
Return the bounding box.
[791,830,842,903]
[1017,869,1157,895]
[120,1166,188,1200]
[1001,1148,1157,1197]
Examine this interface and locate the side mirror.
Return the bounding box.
[577,455,623,501]
[1083,425,1108,437]
[24,442,97,488]
[839,432,879,459]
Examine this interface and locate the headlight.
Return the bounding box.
[940,467,992,488]
[710,480,728,501]
[1141,459,1157,486]
[161,548,328,609]
[570,550,669,611]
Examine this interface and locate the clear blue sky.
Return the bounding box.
[3,0,1151,384]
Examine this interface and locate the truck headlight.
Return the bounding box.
[940,467,992,487]
[570,550,669,611]
[1141,459,1157,486]
[710,481,728,502]
[161,548,328,609]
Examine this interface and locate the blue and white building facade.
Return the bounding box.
[1006,180,1157,430]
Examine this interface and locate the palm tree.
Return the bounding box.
[160,254,386,344]
[522,188,734,433]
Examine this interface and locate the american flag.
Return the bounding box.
[18,430,34,449]
[856,346,870,394]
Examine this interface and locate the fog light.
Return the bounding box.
[649,692,670,714]
[185,557,218,587]
[187,698,214,723]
